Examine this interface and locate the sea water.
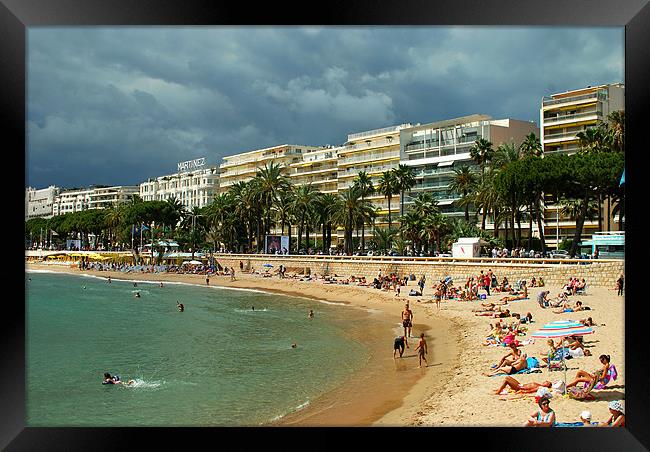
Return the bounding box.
[26,271,370,426]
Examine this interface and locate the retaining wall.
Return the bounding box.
[214,255,624,289]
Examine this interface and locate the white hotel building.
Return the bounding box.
[25,185,60,220]
[139,158,220,209]
[52,185,140,216]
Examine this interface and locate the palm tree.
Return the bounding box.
[519,133,543,157]
[165,195,186,231]
[373,227,396,254]
[399,211,423,254]
[255,162,291,236]
[314,192,339,253]
[377,171,398,230]
[607,110,625,153]
[332,186,375,254]
[412,192,440,218]
[469,138,495,173]
[290,184,319,252]
[449,166,477,222]
[392,164,416,217]
[493,142,522,169]
[353,171,375,253]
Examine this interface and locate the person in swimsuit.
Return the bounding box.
[177,301,184,312]
[598,400,625,427]
[494,376,551,395]
[103,372,134,385]
[483,353,528,377]
[524,395,555,427]
[393,335,409,358]
[494,343,522,369]
[566,354,613,389]
[134,291,141,298]
[308,309,314,320]
[401,304,413,338]
[414,333,428,368]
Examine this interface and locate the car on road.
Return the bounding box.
[549,250,570,259]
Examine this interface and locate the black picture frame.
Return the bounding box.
[4,0,649,450]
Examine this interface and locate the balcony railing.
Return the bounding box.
[341,138,399,153]
[542,91,606,107]
[543,110,600,125]
[339,150,400,166]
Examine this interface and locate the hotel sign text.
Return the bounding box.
[177,158,206,172]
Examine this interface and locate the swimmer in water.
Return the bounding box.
[291,343,297,349]
[177,301,184,312]
[107,277,111,283]
[134,291,141,298]
[133,282,138,287]
[308,309,314,320]
[83,286,86,290]
[252,306,255,311]
[160,282,163,288]
[103,372,134,385]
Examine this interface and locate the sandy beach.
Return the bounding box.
[26,261,624,427]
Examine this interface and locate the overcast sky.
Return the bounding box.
[26,26,624,189]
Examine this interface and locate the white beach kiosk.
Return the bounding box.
[452,237,487,258]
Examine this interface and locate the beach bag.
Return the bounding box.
[527,357,540,369]
[480,294,487,300]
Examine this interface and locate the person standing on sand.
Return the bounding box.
[239,261,244,272]
[206,275,210,285]
[393,335,409,358]
[231,267,236,281]
[616,274,624,296]
[414,333,428,368]
[402,303,413,338]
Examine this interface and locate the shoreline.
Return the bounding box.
[26,263,458,426]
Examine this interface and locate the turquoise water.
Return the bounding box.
[26,271,370,426]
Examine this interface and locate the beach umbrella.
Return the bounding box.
[530,323,594,394]
[262,263,274,268]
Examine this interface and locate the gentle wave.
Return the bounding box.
[268,400,311,423]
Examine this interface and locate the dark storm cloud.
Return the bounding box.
[26,26,623,189]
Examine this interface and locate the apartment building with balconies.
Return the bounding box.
[400,114,537,220]
[288,145,340,194]
[540,83,625,247]
[337,124,413,232]
[25,185,60,220]
[218,144,322,192]
[52,185,139,216]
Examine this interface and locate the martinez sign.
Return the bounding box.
[177,158,206,172]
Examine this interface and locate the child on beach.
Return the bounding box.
[414,333,428,368]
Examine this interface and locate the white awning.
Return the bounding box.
[437,161,454,167]
[437,199,454,205]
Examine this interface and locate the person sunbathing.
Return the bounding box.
[494,376,551,394]
[499,284,528,302]
[493,342,523,369]
[553,300,584,314]
[540,339,562,365]
[480,308,511,319]
[566,354,614,389]
[530,277,537,287]
[579,317,602,327]
[483,353,527,376]
[482,323,506,346]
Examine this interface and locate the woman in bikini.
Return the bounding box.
[524,395,556,427]
[494,376,551,395]
[565,354,613,389]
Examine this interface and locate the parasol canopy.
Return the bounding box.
[183,260,203,265]
[531,324,594,339]
[262,263,274,268]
